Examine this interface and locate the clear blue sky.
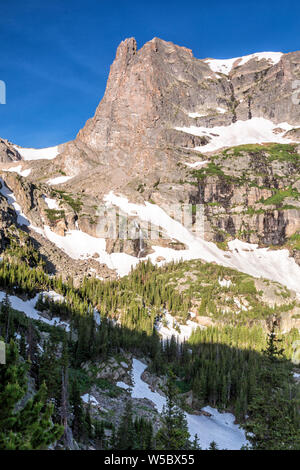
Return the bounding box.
[0,0,299,148]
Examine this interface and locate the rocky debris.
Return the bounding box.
[87,384,161,432]
[80,355,162,433]
[0,139,21,163]
[0,191,18,252]
[254,278,298,308]
[28,227,116,284]
[141,369,166,395]
[278,307,300,333]
[284,128,300,141]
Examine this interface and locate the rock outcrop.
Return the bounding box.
[0,139,21,163]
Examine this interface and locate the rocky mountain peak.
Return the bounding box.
[23,39,300,211]
[115,37,137,65]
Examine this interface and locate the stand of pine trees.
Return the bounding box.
[0,237,299,449]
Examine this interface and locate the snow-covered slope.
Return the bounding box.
[0,290,69,330]
[0,177,30,226]
[204,52,283,75]
[176,118,293,153]
[130,359,247,450]
[104,192,300,293]
[14,145,59,161]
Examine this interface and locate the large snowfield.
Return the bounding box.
[13,145,59,161]
[130,358,248,450]
[176,117,294,153]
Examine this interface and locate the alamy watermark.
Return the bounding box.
[0,80,6,104]
[292,340,300,365]
[0,340,5,364]
[292,80,300,105]
[95,203,204,240]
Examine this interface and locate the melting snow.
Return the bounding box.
[0,290,70,331]
[0,177,30,226]
[155,311,200,342]
[176,118,294,153]
[204,52,283,75]
[4,165,31,177]
[42,195,60,210]
[81,394,99,406]
[131,358,247,450]
[184,160,208,168]
[14,145,59,161]
[47,175,73,185]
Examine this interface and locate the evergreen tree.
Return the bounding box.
[0,340,63,449]
[116,400,137,449]
[244,324,300,450]
[156,370,190,450]
[208,440,218,450]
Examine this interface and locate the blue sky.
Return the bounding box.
[0,0,300,148]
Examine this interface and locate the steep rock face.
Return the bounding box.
[187,144,300,248]
[0,191,18,251]
[58,39,300,180]
[0,139,21,163]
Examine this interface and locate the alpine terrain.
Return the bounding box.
[0,37,300,451]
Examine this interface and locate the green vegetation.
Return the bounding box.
[0,339,63,449]
[0,233,299,450]
[50,189,83,213]
[45,208,65,222]
[260,187,300,206]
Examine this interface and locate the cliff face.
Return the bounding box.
[58,38,300,177]
[0,139,21,163]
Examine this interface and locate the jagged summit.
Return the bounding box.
[53,38,300,182]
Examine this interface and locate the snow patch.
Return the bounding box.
[131,358,247,450]
[14,145,59,161]
[116,381,131,390]
[184,160,208,168]
[47,175,73,185]
[81,394,99,406]
[0,177,30,226]
[42,195,60,210]
[218,278,232,288]
[176,118,294,153]
[0,291,70,331]
[204,52,282,75]
[155,311,200,342]
[189,107,227,118]
[5,165,31,177]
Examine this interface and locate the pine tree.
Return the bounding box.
[155,370,190,450]
[208,440,218,450]
[0,339,63,449]
[244,324,300,450]
[116,399,137,449]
